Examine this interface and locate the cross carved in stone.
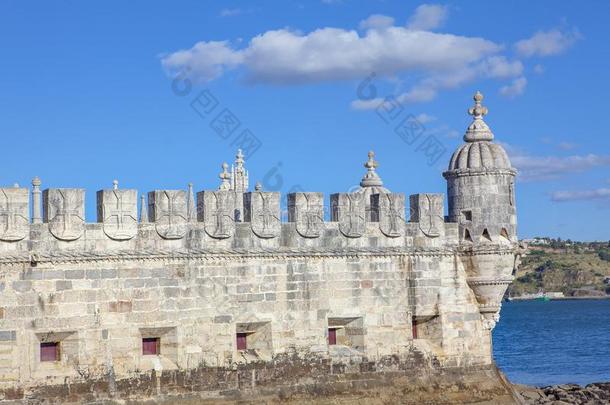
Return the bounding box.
[104,190,136,239]
[0,190,26,240]
[51,190,83,239]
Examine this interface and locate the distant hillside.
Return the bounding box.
[509,238,610,298]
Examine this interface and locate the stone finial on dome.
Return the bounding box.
[464,91,494,142]
[360,150,384,188]
[219,162,231,191]
[112,180,119,190]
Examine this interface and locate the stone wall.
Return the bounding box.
[0,185,516,402]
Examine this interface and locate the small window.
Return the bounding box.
[482,228,492,241]
[236,332,248,350]
[142,337,160,355]
[327,317,364,351]
[500,228,510,240]
[464,228,473,242]
[40,342,60,362]
[328,328,337,345]
[461,210,472,221]
[235,322,272,355]
[412,319,418,339]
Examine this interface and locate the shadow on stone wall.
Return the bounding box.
[1,348,516,404]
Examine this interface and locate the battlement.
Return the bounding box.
[0,187,460,257]
[0,151,474,258]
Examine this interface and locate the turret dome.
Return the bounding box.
[448,141,511,171]
[446,91,513,172]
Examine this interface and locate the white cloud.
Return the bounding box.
[162,25,503,85]
[515,28,581,58]
[161,41,244,83]
[161,7,544,106]
[359,14,395,30]
[499,77,527,98]
[557,141,577,151]
[426,123,460,139]
[406,4,448,31]
[219,8,243,17]
[533,64,545,74]
[503,143,610,181]
[551,188,610,202]
[414,113,436,124]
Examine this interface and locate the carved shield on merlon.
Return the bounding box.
[201,191,235,239]
[410,193,444,238]
[149,190,188,240]
[245,191,280,239]
[97,189,137,240]
[288,192,324,238]
[372,193,405,238]
[43,188,85,241]
[331,193,366,238]
[0,188,29,242]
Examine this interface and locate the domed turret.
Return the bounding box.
[443,91,517,245]
[443,92,519,330]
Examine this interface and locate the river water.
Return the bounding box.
[493,299,610,386]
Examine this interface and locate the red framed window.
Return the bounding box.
[328,328,337,345]
[40,342,60,362]
[142,337,160,355]
[236,333,248,350]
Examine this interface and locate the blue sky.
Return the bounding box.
[0,1,608,241]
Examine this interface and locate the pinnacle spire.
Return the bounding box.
[359,150,384,188]
[231,149,249,192]
[139,194,148,223]
[219,162,231,191]
[187,183,196,222]
[464,91,494,142]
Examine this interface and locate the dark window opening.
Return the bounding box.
[328,328,337,345]
[142,337,160,355]
[412,319,418,339]
[327,317,364,351]
[482,228,492,241]
[461,210,472,222]
[464,229,473,242]
[236,332,248,350]
[40,342,60,362]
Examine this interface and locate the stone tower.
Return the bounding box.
[443,91,518,330]
[444,91,517,244]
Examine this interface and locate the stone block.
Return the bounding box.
[0,187,29,241]
[0,331,16,342]
[330,193,366,238]
[148,190,188,239]
[43,188,85,241]
[371,193,405,237]
[97,187,138,240]
[244,191,280,238]
[12,281,31,293]
[410,193,444,238]
[287,192,324,238]
[198,190,235,239]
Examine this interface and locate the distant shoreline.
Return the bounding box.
[509,295,610,301]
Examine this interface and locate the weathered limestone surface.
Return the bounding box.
[0,93,523,404]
